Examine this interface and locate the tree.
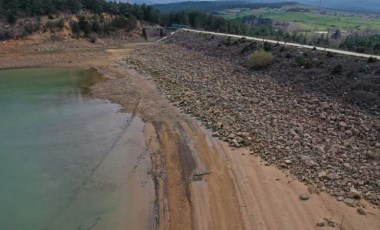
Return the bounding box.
[4,0,20,13]
[0,1,4,16]
[68,0,82,13]
[41,0,54,14]
[78,16,91,34]
[331,29,341,39]
[126,15,137,32]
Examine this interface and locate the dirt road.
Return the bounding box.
[182,29,380,60]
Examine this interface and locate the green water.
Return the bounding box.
[0,68,133,230]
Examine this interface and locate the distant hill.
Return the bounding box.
[125,0,380,13]
[242,0,380,13]
[152,1,297,13]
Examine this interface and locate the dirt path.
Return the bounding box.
[182,29,380,60]
[1,42,380,229]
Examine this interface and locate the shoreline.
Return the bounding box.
[1,39,380,229]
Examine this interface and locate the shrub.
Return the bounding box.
[331,64,343,75]
[346,70,356,79]
[263,42,272,51]
[246,49,274,69]
[112,16,128,29]
[71,21,80,33]
[368,57,378,63]
[88,33,97,43]
[7,15,17,24]
[295,56,312,69]
[57,19,65,29]
[327,52,334,58]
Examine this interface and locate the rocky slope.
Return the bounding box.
[126,31,380,207]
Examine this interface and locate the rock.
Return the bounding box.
[239,132,250,137]
[316,221,325,227]
[339,122,347,128]
[284,159,292,164]
[357,208,367,215]
[235,137,244,143]
[336,196,344,201]
[299,193,310,201]
[344,198,356,207]
[308,184,318,194]
[345,130,353,136]
[347,188,362,199]
[228,133,236,139]
[327,173,339,180]
[301,155,319,167]
[318,171,327,178]
[343,163,351,168]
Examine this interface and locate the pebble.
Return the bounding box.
[299,193,310,201]
[357,208,367,215]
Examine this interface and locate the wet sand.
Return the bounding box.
[1,41,380,229]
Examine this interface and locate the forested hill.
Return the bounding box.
[0,0,160,22]
[152,1,297,13]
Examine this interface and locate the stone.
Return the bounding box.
[235,137,244,143]
[299,193,310,201]
[327,173,339,180]
[336,196,344,201]
[318,171,327,178]
[343,163,351,168]
[228,133,236,139]
[357,208,367,215]
[347,188,361,199]
[339,121,347,128]
[308,184,318,194]
[345,130,353,136]
[344,198,356,207]
[316,221,325,227]
[284,160,292,164]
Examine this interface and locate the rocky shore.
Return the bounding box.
[126,31,380,207]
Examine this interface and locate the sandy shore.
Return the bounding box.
[1,39,380,229]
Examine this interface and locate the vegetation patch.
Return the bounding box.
[246,49,274,69]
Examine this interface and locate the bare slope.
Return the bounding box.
[126,31,380,209]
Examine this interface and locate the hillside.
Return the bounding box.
[152,1,297,13]
[134,0,380,13]
[127,30,380,210]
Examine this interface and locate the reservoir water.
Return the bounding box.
[0,68,154,230]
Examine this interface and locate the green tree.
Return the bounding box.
[68,0,82,13]
[126,15,137,32]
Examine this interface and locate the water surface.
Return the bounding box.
[0,68,154,230]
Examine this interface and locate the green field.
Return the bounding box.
[219,8,380,32]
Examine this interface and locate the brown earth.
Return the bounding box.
[1,37,380,229]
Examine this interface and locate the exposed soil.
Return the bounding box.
[1,34,380,229]
[126,31,380,210]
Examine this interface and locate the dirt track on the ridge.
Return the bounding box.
[1,41,380,229]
